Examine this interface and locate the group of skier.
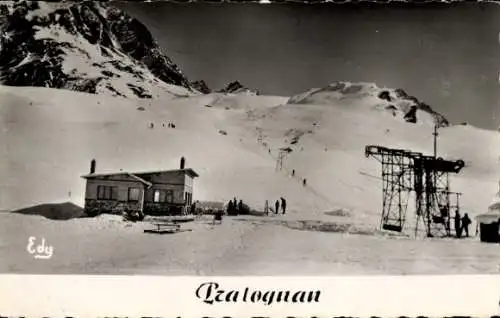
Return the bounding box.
[148,121,176,129]
[439,206,472,238]
[264,197,287,215]
[226,197,248,216]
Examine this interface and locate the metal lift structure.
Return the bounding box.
[365,128,465,237]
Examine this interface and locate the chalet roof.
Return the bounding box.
[81,168,199,181]
[80,172,153,187]
[127,173,153,187]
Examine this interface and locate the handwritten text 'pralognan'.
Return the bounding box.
[196,282,321,306]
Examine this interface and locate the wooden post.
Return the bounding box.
[433,125,438,158]
[139,186,145,216]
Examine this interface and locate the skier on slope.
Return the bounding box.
[281,197,287,215]
[275,200,280,215]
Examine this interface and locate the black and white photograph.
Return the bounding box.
[1,0,500,276]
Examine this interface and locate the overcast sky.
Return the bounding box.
[117,2,500,130]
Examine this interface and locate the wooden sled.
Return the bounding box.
[144,222,181,234]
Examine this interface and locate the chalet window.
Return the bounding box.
[166,190,174,203]
[153,189,167,203]
[128,187,140,202]
[97,185,118,200]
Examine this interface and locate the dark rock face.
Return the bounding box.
[404,105,418,124]
[105,5,191,88]
[218,81,259,95]
[0,1,193,97]
[220,81,244,93]
[393,88,449,127]
[378,90,392,102]
[190,80,211,94]
[127,83,152,98]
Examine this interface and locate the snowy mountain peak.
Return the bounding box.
[217,81,260,95]
[287,81,449,127]
[0,1,196,99]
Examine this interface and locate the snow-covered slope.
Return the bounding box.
[1,85,498,235]
[0,1,196,99]
[288,81,449,127]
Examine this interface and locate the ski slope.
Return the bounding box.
[1,83,500,274]
[1,83,499,229]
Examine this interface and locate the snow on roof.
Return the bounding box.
[488,201,500,211]
[81,168,199,180]
[80,172,152,187]
[476,213,500,223]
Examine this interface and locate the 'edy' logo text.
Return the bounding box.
[26,236,54,259]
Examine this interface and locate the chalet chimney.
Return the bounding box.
[90,159,96,174]
[180,156,185,170]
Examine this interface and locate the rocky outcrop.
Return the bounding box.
[190,80,211,94]
[0,1,193,98]
[287,81,449,127]
[105,5,191,88]
[393,88,449,127]
[404,105,417,124]
[218,81,259,95]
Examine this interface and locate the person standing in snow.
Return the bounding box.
[461,213,472,237]
[238,200,243,215]
[275,200,280,215]
[265,200,269,216]
[292,169,295,177]
[454,210,462,238]
[233,197,238,215]
[281,197,287,214]
[303,178,307,187]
